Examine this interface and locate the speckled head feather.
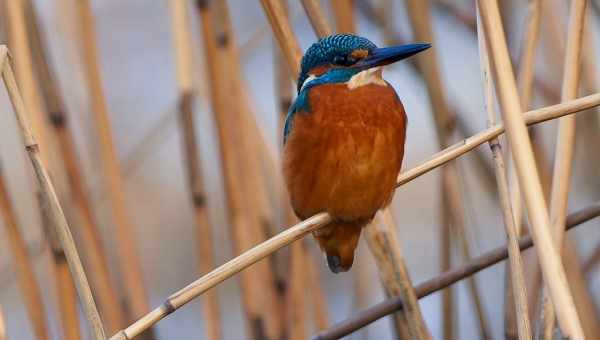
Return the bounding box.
[297,34,378,92]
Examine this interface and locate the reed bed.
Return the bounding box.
[0,1,598,340]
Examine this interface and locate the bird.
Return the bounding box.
[282,34,430,273]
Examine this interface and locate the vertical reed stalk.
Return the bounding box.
[404,1,491,338]
[0,163,49,340]
[196,1,277,338]
[74,3,154,336]
[167,1,221,339]
[215,1,286,337]
[24,0,126,332]
[0,306,6,340]
[476,1,584,338]
[1,46,105,340]
[330,0,356,33]
[540,1,599,339]
[2,2,82,337]
[364,210,433,340]
[300,0,332,37]
[477,11,532,339]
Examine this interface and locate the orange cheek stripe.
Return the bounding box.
[309,64,332,77]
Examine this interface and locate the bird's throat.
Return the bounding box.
[346,67,386,89]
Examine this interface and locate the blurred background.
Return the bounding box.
[0,0,599,339]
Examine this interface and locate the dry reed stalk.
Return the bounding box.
[286,242,307,340]
[74,1,153,331]
[364,210,432,340]
[2,2,83,338]
[330,0,356,33]
[477,11,532,339]
[1,46,105,340]
[167,1,221,339]
[0,306,5,340]
[216,1,286,337]
[313,200,600,339]
[476,1,584,338]
[24,0,126,332]
[502,0,541,337]
[259,0,302,77]
[105,91,600,339]
[540,1,599,339]
[300,0,332,37]
[0,164,49,340]
[195,1,279,338]
[404,1,491,338]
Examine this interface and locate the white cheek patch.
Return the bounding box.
[300,74,318,91]
[347,67,387,89]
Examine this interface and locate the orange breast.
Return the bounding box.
[283,83,407,222]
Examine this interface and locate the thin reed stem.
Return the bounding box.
[0,306,6,340]
[1,46,105,340]
[476,1,584,338]
[300,0,332,37]
[74,1,153,332]
[364,210,432,339]
[540,1,599,339]
[0,162,49,340]
[330,0,356,33]
[2,2,82,337]
[313,201,600,340]
[24,0,126,331]
[477,10,532,339]
[167,1,221,339]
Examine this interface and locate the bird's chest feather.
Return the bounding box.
[283,83,407,219]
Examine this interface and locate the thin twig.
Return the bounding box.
[476,1,584,339]
[313,201,600,340]
[259,0,302,77]
[1,45,105,340]
[24,0,126,332]
[0,162,49,340]
[75,0,153,330]
[540,1,595,339]
[167,1,221,339]
[477,10,532,340]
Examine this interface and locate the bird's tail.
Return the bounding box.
[313,219,369,273]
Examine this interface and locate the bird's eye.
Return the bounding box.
[333,55,357,66]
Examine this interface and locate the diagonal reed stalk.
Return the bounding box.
[539,1,600,339]
[476,1,584,338]
[476,10,532,340]
[0,161,49,340]
[313,201,600,339]
[2,2,82,338]
[24,0,126,332]
[107,89,600,339]
[167,1,221,339]
[1,45,105,340]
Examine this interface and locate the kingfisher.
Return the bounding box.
[283,34,430,273]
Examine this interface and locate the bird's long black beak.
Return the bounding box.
[356,43,431,70]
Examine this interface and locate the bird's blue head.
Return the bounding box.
[296,34,431,92]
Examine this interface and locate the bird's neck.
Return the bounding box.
[346,67,386,89]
